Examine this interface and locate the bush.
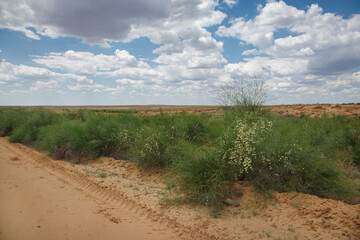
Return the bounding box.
[184,115,208,143]
[221,114,273,179]
[0,108,31,136]
[132,127,172,168]
[343,121,360,165]
[83,114,121,158]
[9,109,61,144]
[240,114,360,202]
[37,113,139,160]
[171,148,226,212]
[37,120,87,160]
[218,75,270,112]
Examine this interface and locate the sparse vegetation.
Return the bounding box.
[0,105,359,213]
[97,169,108,178]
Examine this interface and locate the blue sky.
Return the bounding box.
[0,0,359,105]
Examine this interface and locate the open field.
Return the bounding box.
[1,103,360,117]
[1,138,359,240]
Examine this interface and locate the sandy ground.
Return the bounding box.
[2,104,360,118]
[1,137,359,240]
[268,104,360,118]
[0,138,188,240]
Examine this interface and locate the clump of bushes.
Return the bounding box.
[9,109,61,144]
[0,106,359,212]
[37,120,87,159]
[0,108,31,136]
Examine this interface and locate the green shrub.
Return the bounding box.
[0,108,31,136]
[171,148,226,212]
[184,114,208,143]
[83,114,121,157]
[37,120,88,159]
[64,109,87,121]
[132,127,172,168]
[243,114,359,202]
[9,109,61,144]
[343,122,360,165]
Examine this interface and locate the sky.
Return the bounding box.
[0,0,359,106]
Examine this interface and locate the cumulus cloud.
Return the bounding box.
[0,59,59,82]
[0,0,225,47]
[67,81,105,92]
[0,59,103,93]
[29,47,227,98]
[1,0,359,104]
[0,0,170,46]
[30,80,58,91]
[216,0,360,104]
[2,0,228,98]
[223,0,237,8]
[217,1,360,76]
[242,49,261,56]
[33,49,150,74]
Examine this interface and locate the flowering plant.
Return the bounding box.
[222,115,272,178]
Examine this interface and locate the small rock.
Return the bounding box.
[233,191,243,198]
[223,198,240,207]
[275,202,280,207]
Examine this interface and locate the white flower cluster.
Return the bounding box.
[226,118,272,174]
[140,133,161,161]
[117,129,132,150]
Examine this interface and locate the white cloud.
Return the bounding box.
[10,0,229,97]
[242,49,261,56]
[223,0,237,8]
[216,0,360,104]
[1,0,359,104]
[0,0,225,48]
[30,80,58,91]
[255,0,305,27]
[33,49,150,74]
[0,59,58,82]
[2,0,229,101]
[217,1,360,76]
[0,59,103,93]
[0,0,171,46]
[67,81,105,92]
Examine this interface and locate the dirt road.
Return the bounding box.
[0,138,200,240]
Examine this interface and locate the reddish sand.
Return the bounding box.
[3,104,360,118]
[268,104,360,118]
[1,138,359,240]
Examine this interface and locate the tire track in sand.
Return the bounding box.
[0,138,218,240]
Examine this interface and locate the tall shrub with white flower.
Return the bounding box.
[222,114,273,179]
